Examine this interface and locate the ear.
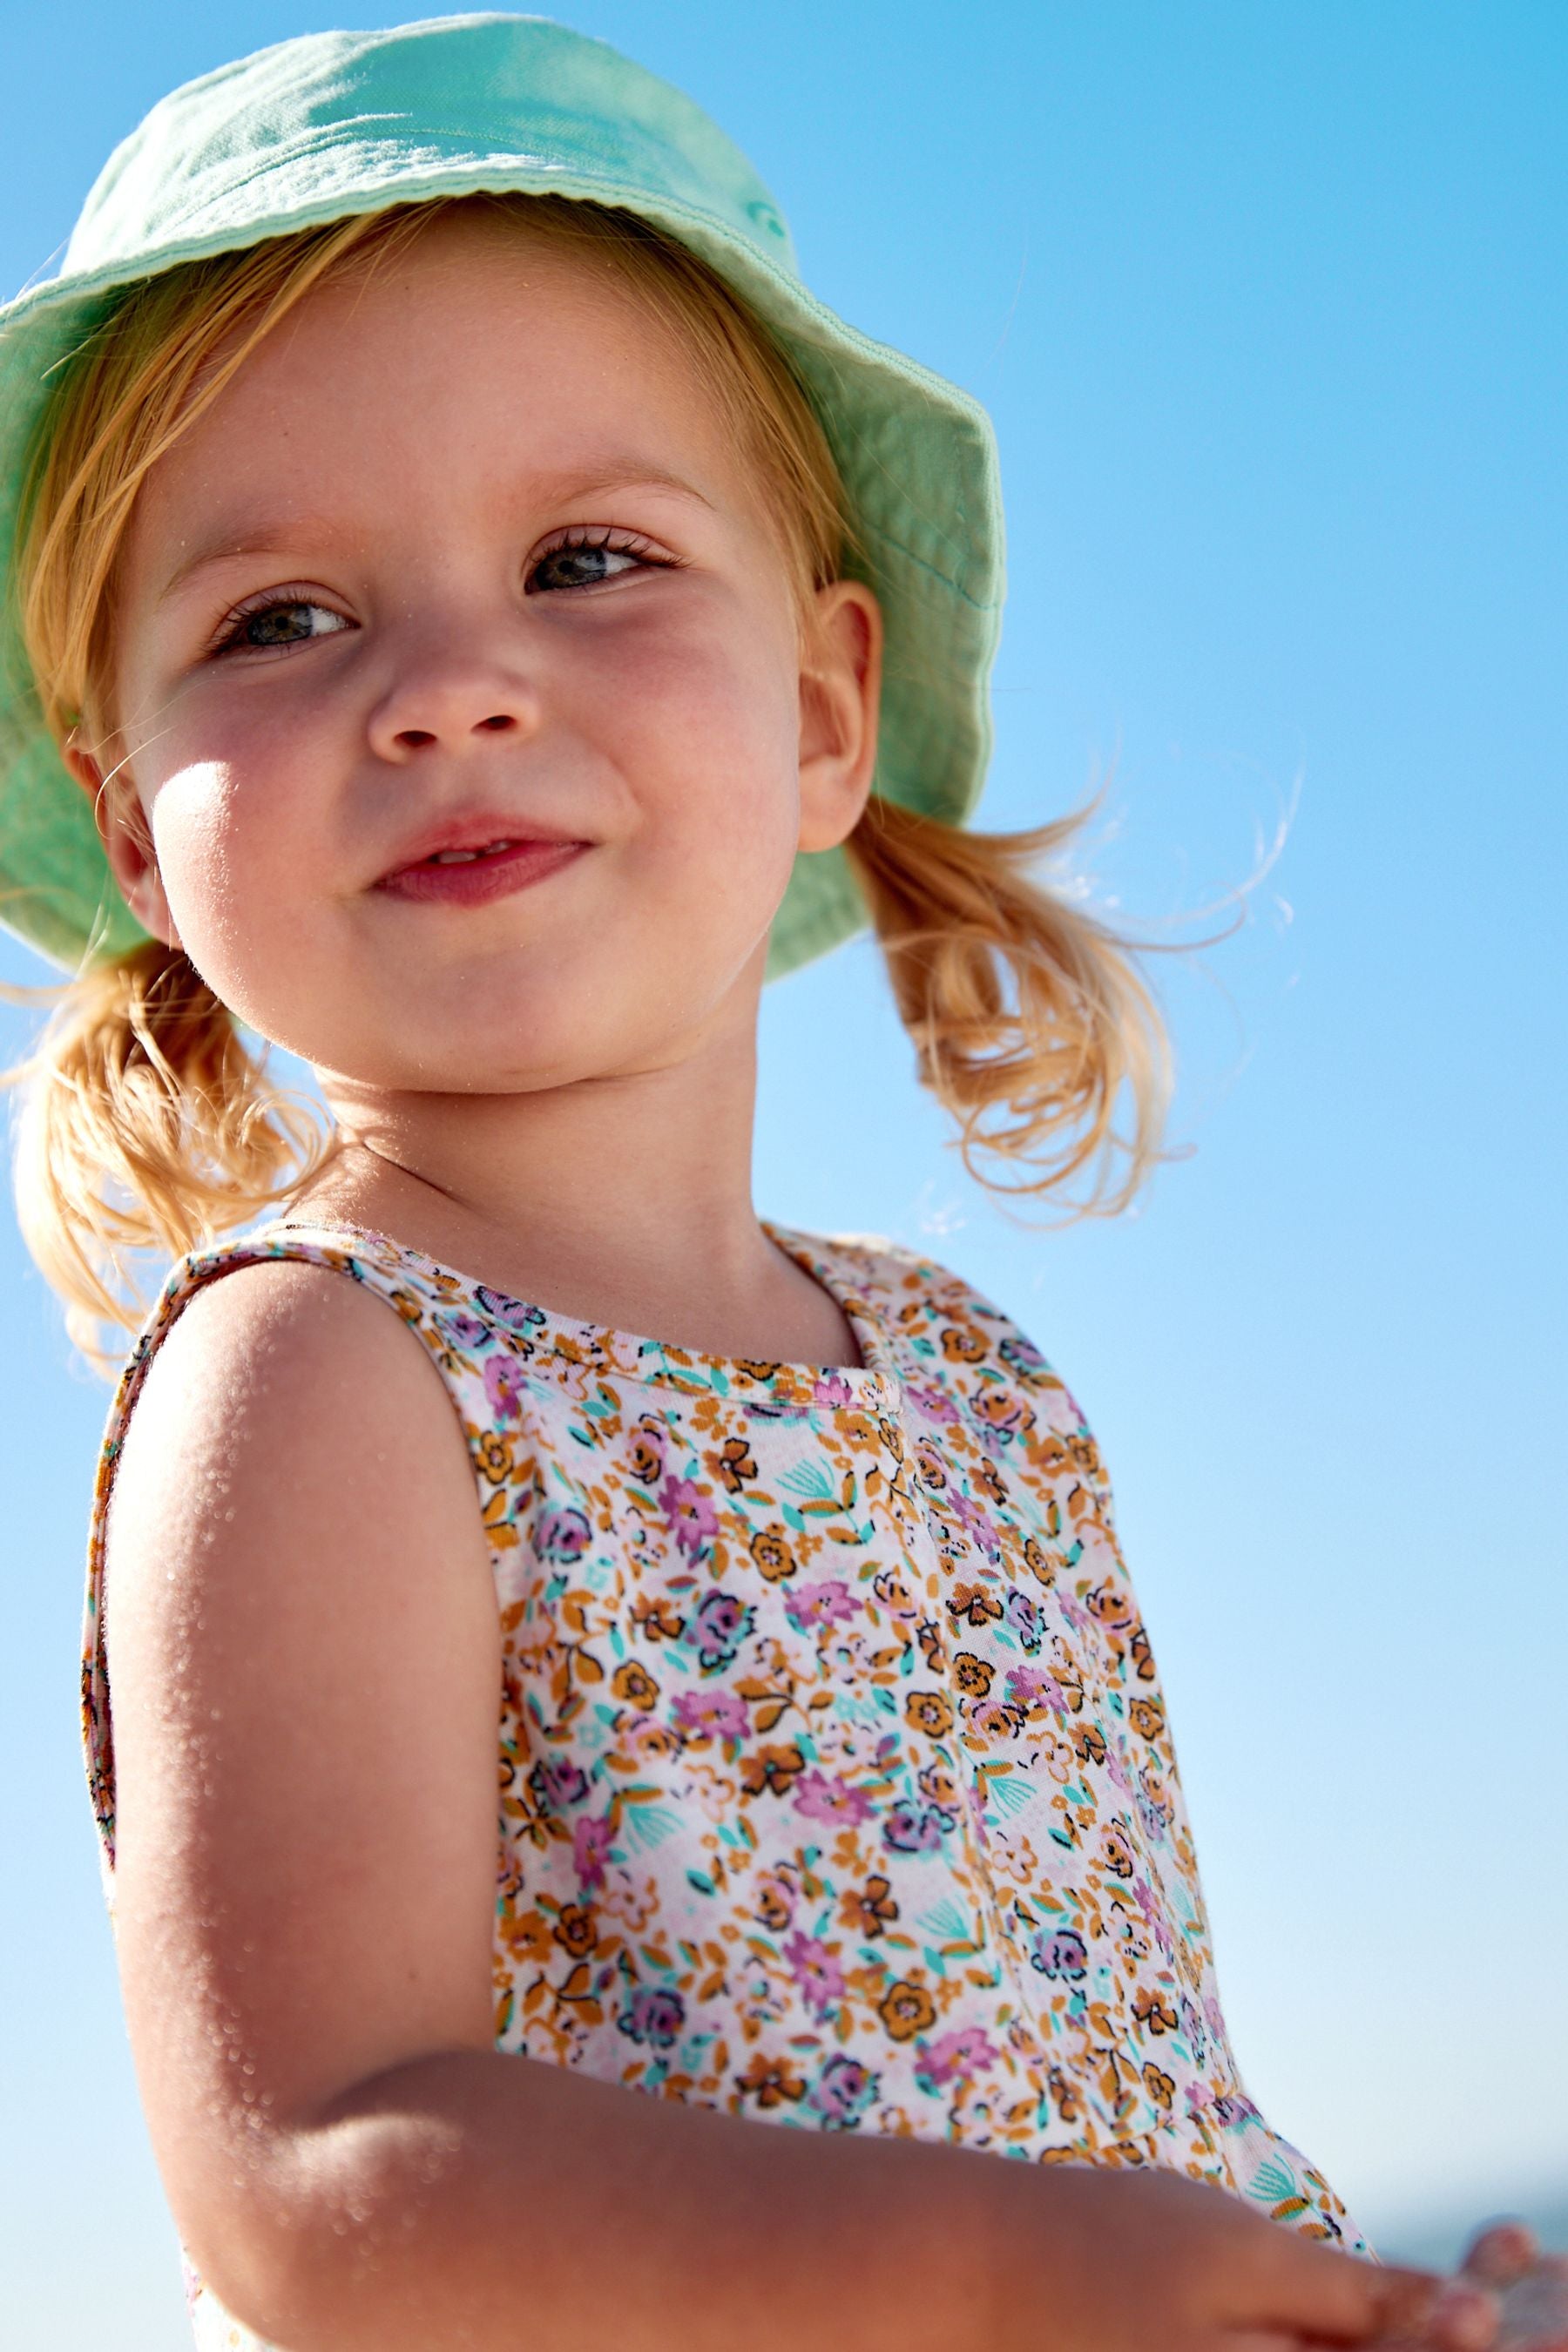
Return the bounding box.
[64,742,183,950]
[796,578,883,854]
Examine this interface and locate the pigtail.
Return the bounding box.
[843,793,1173,1213]
[0,942,341,1373]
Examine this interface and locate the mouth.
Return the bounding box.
[375,835,588,908]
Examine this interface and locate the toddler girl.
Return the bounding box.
[2,17,1561,2352]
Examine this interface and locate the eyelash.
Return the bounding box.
[206,530,680,656]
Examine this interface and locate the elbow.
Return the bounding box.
[178,2104,475,2352]
[177,2192,339,2352]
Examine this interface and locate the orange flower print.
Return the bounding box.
[948,1582,1004,1629]
[749,1524,798,1583]
[473,1429,515,1484]
[916,1619,944,1670]
[1132,1990,1179,2036]
[878,1978,937,2041]
[611,1659,659,1710]
[553,1903,598,1957]
[740,1742,807,1797]
[971,1389,1033,1442]
[632,1594,686,1643]
[626,1416,666,1488]
[977,1456,1010,1507]
[915,1441,947,1490]
[1143,2063,1176,2111]
[735,2051,807,2107]
[1023,1536,1056,1586]
[940,1325,987,1363]
[841,1874,900,1939]
[711,1436,758,1494]
[1048,2065,1084,2124]
[1102,1823,1135,1879]
[904,1689,955,1738]
[952,1652,994,1698]
[1073,1722,1107,1767]
[1086,1580,1136,1632]
[755,1872,795,1930]
[968,1698,1020,1738]
[1128,1697,1166,1741]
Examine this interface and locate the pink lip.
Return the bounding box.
[375,837,586,907]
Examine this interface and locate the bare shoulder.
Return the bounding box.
[111,1247,451,1491]
[103,1254,501,2296]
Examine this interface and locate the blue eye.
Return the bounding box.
[527,535,663,593]
[214,598,350,652]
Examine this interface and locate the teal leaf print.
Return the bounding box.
[625,1804,681,1852]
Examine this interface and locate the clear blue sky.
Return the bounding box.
[2,4,1564,2342]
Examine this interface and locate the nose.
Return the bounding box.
[366,622,543,762]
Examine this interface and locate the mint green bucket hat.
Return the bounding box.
[0,11,1004,982]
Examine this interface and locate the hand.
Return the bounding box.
[1456,2222,1568,2351]
[1000,2164,1496,2351]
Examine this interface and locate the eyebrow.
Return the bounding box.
[155,463,716,604]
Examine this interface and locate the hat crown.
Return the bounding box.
[64,12,799,288]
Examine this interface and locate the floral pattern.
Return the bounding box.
[80,1217,1363,2349]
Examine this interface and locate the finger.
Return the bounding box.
[1423,2281,1504,2351]
[1464,2223,1542,2287]
[1496,2261,1568,2352]
[1247,2236,1490,2347]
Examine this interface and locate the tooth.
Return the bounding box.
[428,841,515,865]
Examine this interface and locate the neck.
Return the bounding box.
[298,997,858,1365]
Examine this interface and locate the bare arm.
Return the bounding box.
[103,1261,1481,2352]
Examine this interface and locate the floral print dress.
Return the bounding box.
[81,1216,1362,2348]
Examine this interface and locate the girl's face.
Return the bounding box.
[85,209,880,1096]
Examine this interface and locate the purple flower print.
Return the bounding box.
[948,1488,1002,1561]
[1004,1664,1053,1712]
[784,1578,857,1634]
[882,1801,945,1855]
[1031,1927,1088,1981]
[781,1930,848,2018]
[916,2025,1000,2090]
[618,1984,686,2049]
[1000,1333,1049,1380]
[573,1811,614,1892]
[1135,1786,1168,1843]
[483,1350,527,1423]
[1004,1590,1043,1652]
[434,1308,490,1350]
[690,1589,753,1670]
[807,2054,878,2130]
[813,1371,855,1409]
[659,1475,720,1560]
[475,1285,545,1339]
[532,1756,591,1814]
[534,1502,591,1565]
[793,1769,875,1827]
[672,1687,749,1741]
[907,1382,960,1428]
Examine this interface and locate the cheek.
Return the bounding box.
[584,601,804,881]
[144,743,322,997]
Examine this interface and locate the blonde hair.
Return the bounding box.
[2,192,1170,1372]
